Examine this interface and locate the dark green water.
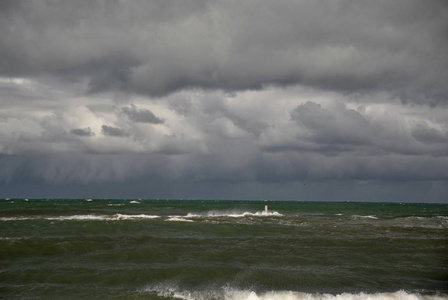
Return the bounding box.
[1,199,447,299]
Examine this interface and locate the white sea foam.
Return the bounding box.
[46,215,106,221]
[115,214,160,220]
[1,211,286,222]
[402,216,448,221]
[166,216,194,222]
[221,211,283,217]
[0,214,160,221]
[143,286,447,300]
[184,211,284,218]
[185,213,202,218]
[352,215,379,220]
[50,214,160,221]
[129,200,141,204]
[0,216,32,221]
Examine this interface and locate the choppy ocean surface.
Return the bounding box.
[1,199,447,300]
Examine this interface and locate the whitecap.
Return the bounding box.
[187,211,284,218]
[352,215,378,220]
[46,215,107,221]
[114,214,160,220]
[166,216,194,222]
[142,285,448,300]
[227,211,283,217]
[0,216,32,221]
[1,214,160,222]
[185,213,202,218]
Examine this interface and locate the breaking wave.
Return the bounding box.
[166,216,194,222]
[186,211,283,218]
[352,215,379,220]
[142,285,447,300]
[0,211,282,222]
[0,214,160,221]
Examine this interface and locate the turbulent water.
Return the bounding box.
[1,199,447,300]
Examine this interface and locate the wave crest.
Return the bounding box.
[142,286,447,300]
[184,211,284,218]
[0,214,160,221]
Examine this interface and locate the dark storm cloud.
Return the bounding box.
[284,100,448,157]
[1,0,447,105]
[70,127,95,137]
[290,101,371,147]
[1,85,447,188]
[1,1,448,202]
[411,123,448,145]
[121,104,164,124]
[101,125,128,137]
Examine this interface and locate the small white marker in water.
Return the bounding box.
[265,204,268,214]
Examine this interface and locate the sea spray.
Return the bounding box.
[143,285,448,300]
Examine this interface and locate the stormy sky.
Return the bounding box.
[1,0,447,202]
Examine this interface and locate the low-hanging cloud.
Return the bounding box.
[121,104,164,124]
[0,0,447,105]
[101,125,128,137]
[2,88,447,185]
[411,123,448,145]
[70,127,95,137]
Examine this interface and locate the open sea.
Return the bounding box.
[1,199,447,300]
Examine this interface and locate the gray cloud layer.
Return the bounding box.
[1,87,447,183]
[0,1,447,201]
[101,125,128,137]
[70,127,94,137]
[1,0,447,105]
[122,104,164,124]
